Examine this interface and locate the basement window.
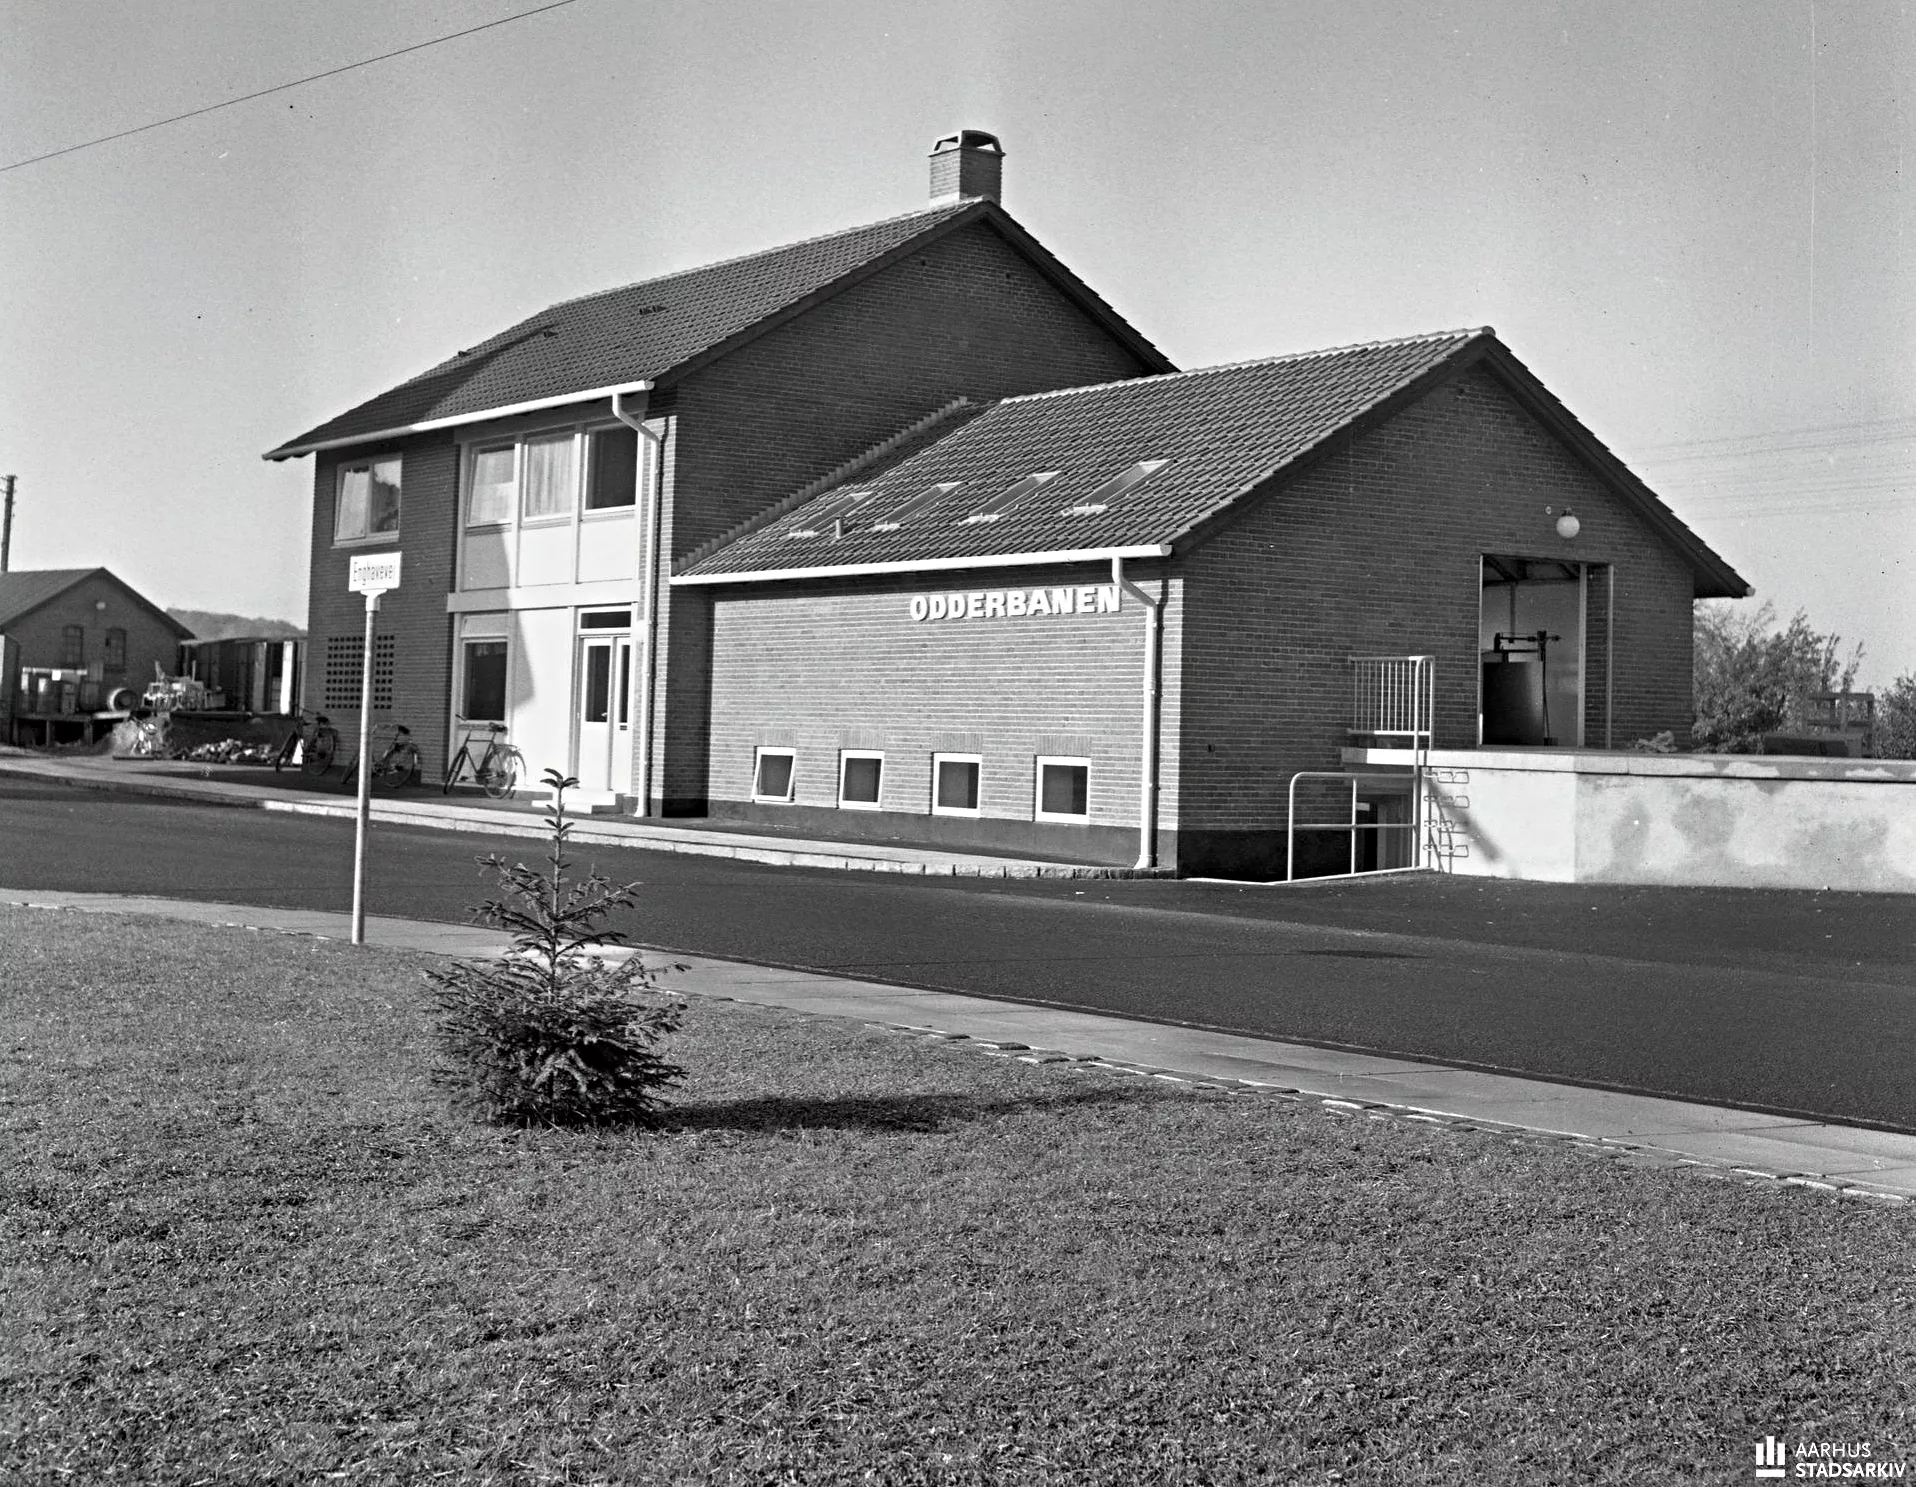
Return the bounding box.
[932,754,981,816]
[1034,757,1090,822]
[753,747,796,804]
[839,750,884,810]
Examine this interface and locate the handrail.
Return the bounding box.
[1286,771,1419,881]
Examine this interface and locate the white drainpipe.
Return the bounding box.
[1111,555,1163,871]
[612,388,666,815]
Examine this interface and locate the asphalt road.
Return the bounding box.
[5,779,1914,1131]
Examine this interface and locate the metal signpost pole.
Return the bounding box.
[346,553,400,946]
[350,588,378,945]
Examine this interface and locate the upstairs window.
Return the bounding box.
[60,625,84,667]
[468,446,516,526]
[585,426,638,510]
[520,433,576,522]
[336,455,402,542]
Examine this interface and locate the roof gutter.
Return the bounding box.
[263,380,655,461]
[671,544,1171,587]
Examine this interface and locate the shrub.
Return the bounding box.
[426,770,685,1125]
[1877,674,1916,760]
[1692,600,1861,753]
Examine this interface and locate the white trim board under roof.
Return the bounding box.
[671,544,1171,586]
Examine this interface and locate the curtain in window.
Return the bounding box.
[468,447,515,526]
[336,468,370,540]
[521,435,575,521]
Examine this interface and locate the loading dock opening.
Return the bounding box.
[1480,555,1587,747]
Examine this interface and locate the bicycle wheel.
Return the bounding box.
[482,746,523,799]
[441,746,468,795]
[301,726,338,779]
[373,741,419,791]
[272,732,298,773]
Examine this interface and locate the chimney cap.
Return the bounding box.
[931,129,1004,156]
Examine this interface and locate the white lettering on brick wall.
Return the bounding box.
[909,584,1121,623]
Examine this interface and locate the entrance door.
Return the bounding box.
[574,635,633,794]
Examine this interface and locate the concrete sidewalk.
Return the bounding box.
[0,749,1158,879]
[8,885,1912,1203]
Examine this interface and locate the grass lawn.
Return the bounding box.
[2,905,1912,1486]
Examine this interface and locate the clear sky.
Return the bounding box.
[3,0,1911,680]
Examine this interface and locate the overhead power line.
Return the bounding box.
[2,0,583,173]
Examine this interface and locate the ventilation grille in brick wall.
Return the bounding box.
[323,634,395,711]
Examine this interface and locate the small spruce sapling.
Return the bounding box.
[426,769,685,1124]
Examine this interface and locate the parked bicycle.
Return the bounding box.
[443,720,523,799]
[272,709,338,779]
[333,721,421,791]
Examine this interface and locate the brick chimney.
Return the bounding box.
[928,130,1004,206]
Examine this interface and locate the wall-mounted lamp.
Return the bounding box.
[1548,506,1581,541]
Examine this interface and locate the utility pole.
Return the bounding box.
[1,475,14,572]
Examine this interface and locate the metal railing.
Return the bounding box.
[1284,656,1439,881]
[1286,772,1420,881]
[1350,654,1435,744]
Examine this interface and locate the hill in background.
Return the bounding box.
[168,608,305,642]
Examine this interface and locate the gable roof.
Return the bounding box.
[672,329,1750,600]
[264,201,1172,461]
[0,567,195,637]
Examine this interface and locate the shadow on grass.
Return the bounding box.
[663,1082,1178,1135]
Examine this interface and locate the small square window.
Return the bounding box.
[932,753,981,816]
[336,455,402,542]
[754,748,796,803]
[1035,757,1090,821]
[839,750,884,809]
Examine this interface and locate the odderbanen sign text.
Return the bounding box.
[909,584,1121,623]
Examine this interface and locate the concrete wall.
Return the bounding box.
[1350,747,1916,893]
[1173,362,1701,878]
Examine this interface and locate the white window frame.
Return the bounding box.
[582,424,641,516]
[753,746,797,804]
[463,420,641,535]
[457,636,511,725]
[466,443,517,528]
[518,429,579,526]
[931,752,982,817]
[838,749,885,811]
[334,454,402,545]
[1033,756,1091,823]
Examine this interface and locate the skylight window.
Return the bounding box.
[871,482,962,531]
[964,471,1059,524]
[1064,459,1169,515]
[783,489,870,540]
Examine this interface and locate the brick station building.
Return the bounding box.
[267,131,1746,878]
